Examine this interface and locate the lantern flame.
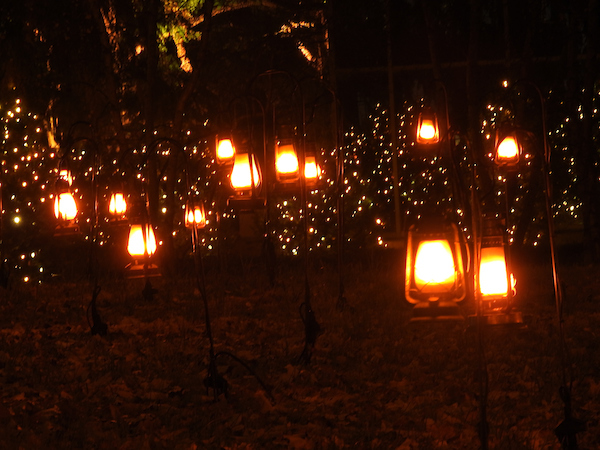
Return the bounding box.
[414,239,456,293]
[496,136,519,163]
[479,246,517,298]
[418,120,437,141]
[109,192,127,215]
[304,156,321,181]
[186,205,206,228]
[275,144,299,176]
[416,111,440,144]
[58,169,73,185]
[127,224,157,257]
[54,193,78,220]
[216,138,235,163]
[231,153,261,190]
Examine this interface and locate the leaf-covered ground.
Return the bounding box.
[0,249,598,449]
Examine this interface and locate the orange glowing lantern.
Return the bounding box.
[216,136,235,164]
[185,201,206,229]
[479,246,511,299]
[127,224,157,257]
[414,240,457,293]
[54,192,78,221]
[416,109,440,145]
[275,142,299,182]
[405,220,466,320]
[304,155,322,184]
[58,168,73,185]
[474,235,521,324]
[494,131,521,167]
[109,192,127,217]
[230,153,261,192]
[53,167,78,222]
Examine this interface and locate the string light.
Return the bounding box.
[0,84,594,281]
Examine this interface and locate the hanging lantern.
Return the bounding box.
[304,155,322,185]
[416,108,440,145]
[216,136,235,164]
[124,195,161,278]
[127,224,157,257]
[413,240,457,293]
[405,219,466,320]
[185,200,206,229]
[472,220,522,325]
[275,142,299,182]
[494,130,521,167]
[109,192,127,217]
[478,218,517,304]
[53,166,80,235]
[58,168,74,185]
[54,192,78,221]
[479,246,510,299]
[230,152,261,192]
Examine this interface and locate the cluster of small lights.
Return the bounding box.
[2,83,598,280]
[1,93,54,283]
[478,84,596,246]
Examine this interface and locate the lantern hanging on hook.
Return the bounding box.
[230,152,262,193]
[275,140,300,183]
[494,127,521,168]
[185,198,207,230]
[404,218,466,321]
[416,107,440,145]
[53,167,80,235]
[216,135,236,165]
[124,195,160,279]
[108,180,128,223]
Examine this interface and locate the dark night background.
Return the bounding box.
[0,1,599,449]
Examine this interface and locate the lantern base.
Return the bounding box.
[411,300,464,322]
[106,217,128,226]
[54,223,80,237]
[124,262,161,279]
[227,197,266,211]
[468,310,524,327]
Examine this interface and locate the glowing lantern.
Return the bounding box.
[304,155,321,183]
[495,131,521,167]
[54,167,77,220]
[216,137,235,164]
[185,201,206,229]
[275,143,299,182]
[479,246,510,298]
[230,153,261,191]
[405,220,466,320]
[416,109,440,145]
[52,166,80,235]
[127,224,157,257]
[58,168,73,185]
[109,192,127,216]
[414,240,457,293]
[54,192,78,220]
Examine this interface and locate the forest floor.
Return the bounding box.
[0,248,598,449]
